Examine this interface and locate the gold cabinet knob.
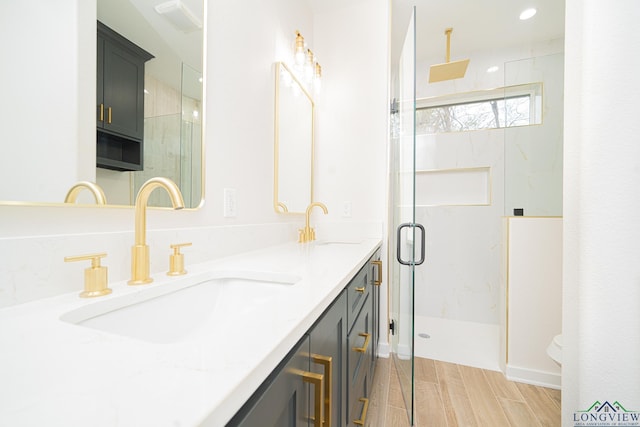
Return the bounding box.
[64,252,111,298]
[168,243,192,276]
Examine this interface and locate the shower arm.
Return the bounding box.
[445,28,453,63]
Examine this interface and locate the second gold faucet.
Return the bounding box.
[129,177,185,285]
[299,202,328,243]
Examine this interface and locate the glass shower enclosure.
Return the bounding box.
[389,5,421,425]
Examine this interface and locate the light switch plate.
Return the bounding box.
[224,188,237,218]
[342,201,352,218]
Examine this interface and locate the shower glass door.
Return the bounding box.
[390,5,418,425]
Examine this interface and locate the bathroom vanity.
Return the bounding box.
[0,239,381,426]
[228,246,381,427]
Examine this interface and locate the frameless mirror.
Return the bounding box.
[0,0,204,208]
[274,62,314,214]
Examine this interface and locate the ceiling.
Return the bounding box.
[392,0,565,67]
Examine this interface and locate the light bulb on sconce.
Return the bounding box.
[294,30,306,66]
[289,29,322,95]
[314,62,322,93]
[304,49,315,84]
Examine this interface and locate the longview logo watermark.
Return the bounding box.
[574,401,640,426]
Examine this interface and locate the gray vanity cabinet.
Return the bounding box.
[227,335,312,427]
[309,290,347,427]
[229,294,347,427]
[346,250,381,426]
[96,21,153,171]
[228,251,380,427]
[347,289,372,426]
[370,254,382,379]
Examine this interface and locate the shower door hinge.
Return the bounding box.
[389,319,396,335]
[390,98,399,115]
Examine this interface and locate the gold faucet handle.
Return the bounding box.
[64,252,112,298]
[168,243,192,276]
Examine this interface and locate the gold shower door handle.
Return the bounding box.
[301,370,324,427]
[312,354,333,427]
[352,332,371,353]
[353,397,369,426]
[372,260,382,286]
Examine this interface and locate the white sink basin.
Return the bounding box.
[60,270,301,344]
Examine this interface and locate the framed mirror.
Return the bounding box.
[274,62,314,214]
[0,0,204,208]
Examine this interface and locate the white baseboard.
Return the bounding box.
[377,341,390,358]
[396,344,411,360]
[506,364,561,389]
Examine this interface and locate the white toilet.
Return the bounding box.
[546,334,563,365]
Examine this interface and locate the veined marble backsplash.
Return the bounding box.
[0,221,383,309]
[0,223,296,308]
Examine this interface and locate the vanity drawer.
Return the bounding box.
[347,295,371,399]
[347,263,371,332]
[347,367,369,427]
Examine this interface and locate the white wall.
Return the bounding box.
[311,0,390,353]
[505,217,562,388]
[0,0,387,336]
[563,0,640,424]
[0,0,96,203]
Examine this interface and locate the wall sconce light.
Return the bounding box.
[294,31,306,66]
[304,49,315,83]
[291,30,322,95]
[314,63,322,93]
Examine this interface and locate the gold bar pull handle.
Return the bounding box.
[302,371,324,427]
[355,286,365,294]
[99,103,104,122]
[372,260,382,286]
[352,332,371,353]
[353,397,369,426]
[107,106,112,124]
[312,354,333,427]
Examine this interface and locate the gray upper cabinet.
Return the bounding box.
[96,21,153,171]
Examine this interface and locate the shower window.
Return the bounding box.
[416,82,542,134]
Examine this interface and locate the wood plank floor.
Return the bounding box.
[366,357,561,427]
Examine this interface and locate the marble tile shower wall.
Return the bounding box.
[410,48,564,327]
[412,129,505,325]
[136,74,202,207]
[0,223,298,308]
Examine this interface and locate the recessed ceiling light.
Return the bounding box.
[520,8,537,20]
[487,66,499,73]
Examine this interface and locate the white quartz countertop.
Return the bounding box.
[0,238,381,426]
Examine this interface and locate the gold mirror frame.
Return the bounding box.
[0,0,206,211]
[274,62,315,214]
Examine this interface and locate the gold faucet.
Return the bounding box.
[129,177,185,285]
[299,202,328,243]
[64,181,107,204]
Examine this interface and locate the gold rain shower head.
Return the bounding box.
[428,28,470,83]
